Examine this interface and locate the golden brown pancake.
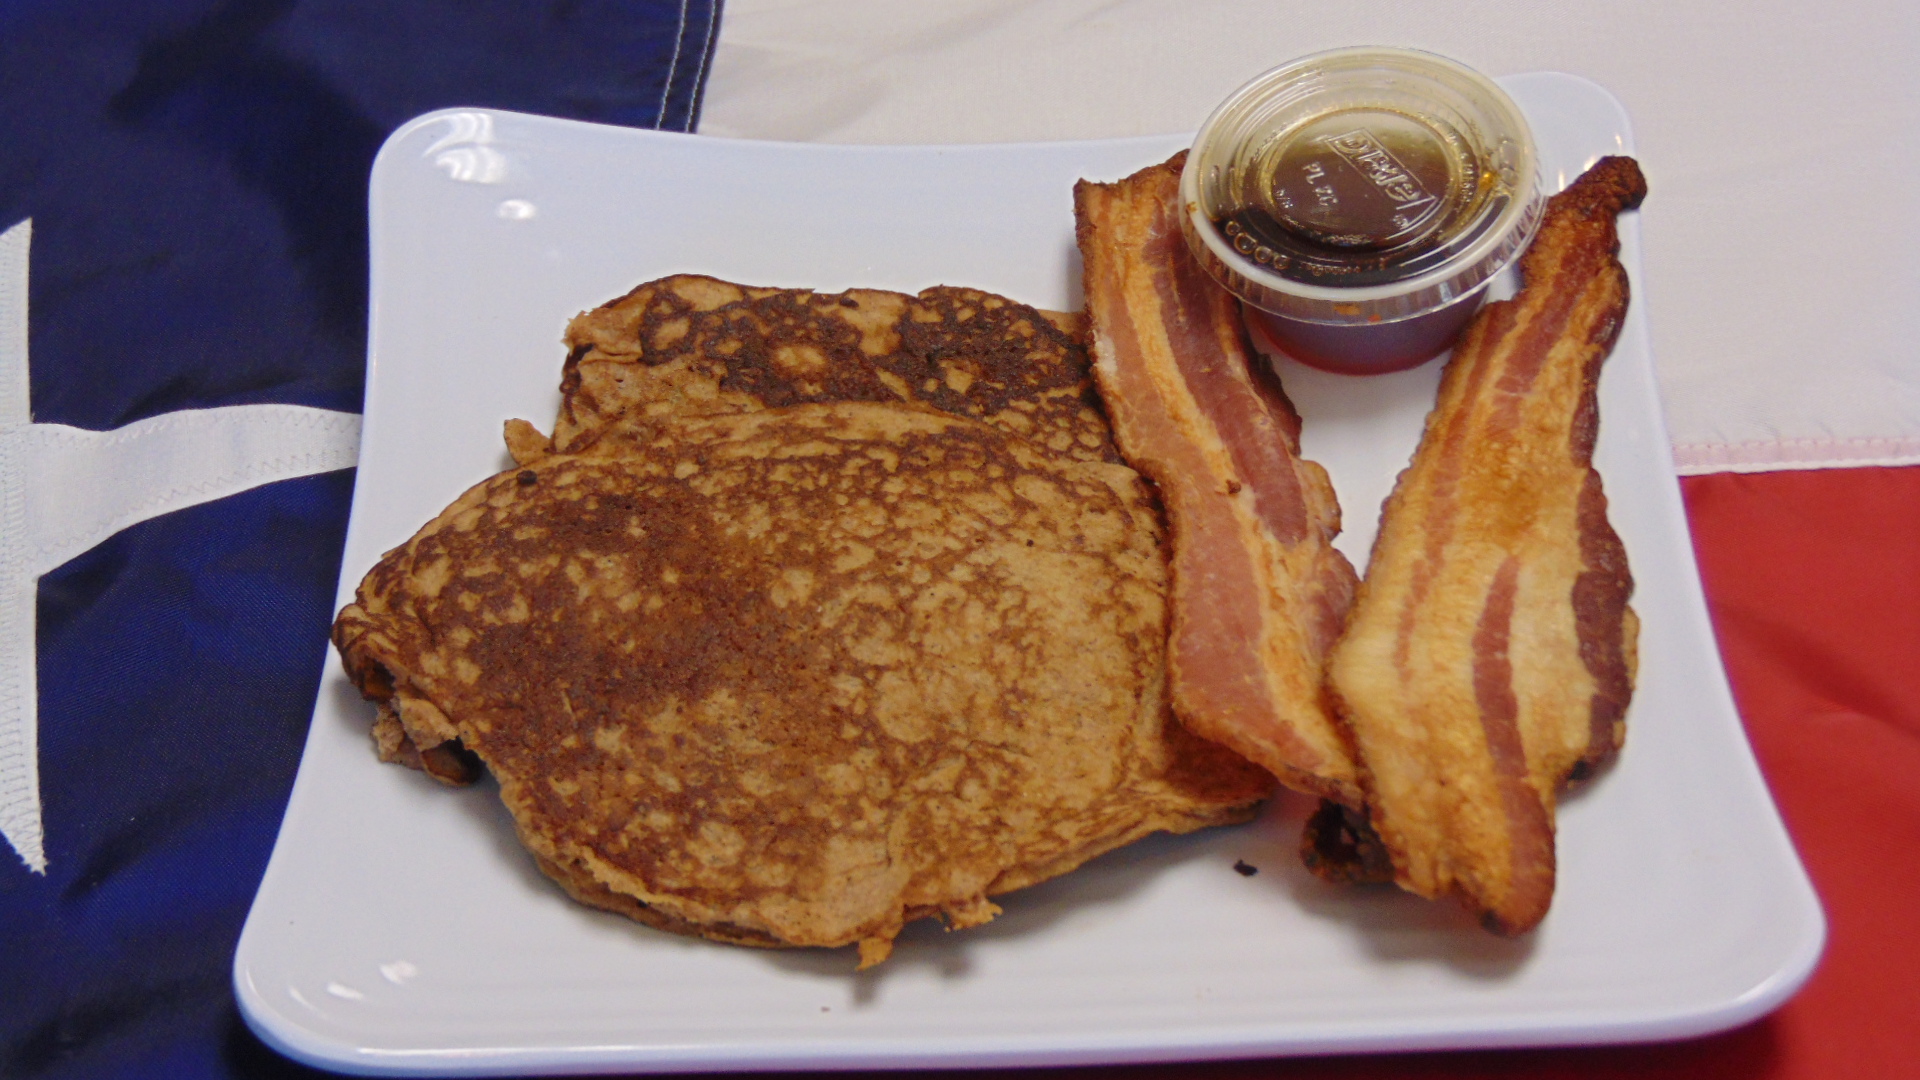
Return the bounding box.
[545,274,1118,463]
[335,402,1271,966]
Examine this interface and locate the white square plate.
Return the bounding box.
[235,74,1824,1076]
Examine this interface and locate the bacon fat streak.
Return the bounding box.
[1324,157,1646,935]
[1074,154,1361,805]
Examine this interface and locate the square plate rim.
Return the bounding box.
[236,74,1826,1076]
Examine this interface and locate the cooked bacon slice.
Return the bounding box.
[1325,157,1646,934]
[1074,154,1361,805]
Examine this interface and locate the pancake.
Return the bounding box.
[545,274,1118,463]
[334,402,1271,966]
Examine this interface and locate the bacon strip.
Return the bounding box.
[1324,157,1646,934]
[1075,154,1361,804]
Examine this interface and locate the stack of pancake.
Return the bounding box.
[333,276,1272,967]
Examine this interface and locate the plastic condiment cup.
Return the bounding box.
[1180,47,1543,375]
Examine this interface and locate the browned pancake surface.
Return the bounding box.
[552,274,1117,463]
[335,402,1269,965]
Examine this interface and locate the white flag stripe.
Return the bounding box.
[0,221,26,430]
[0,426,40,873]
[0,580,39,875]
[0,219,38,872]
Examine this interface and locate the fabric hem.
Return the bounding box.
[1672,437,1920,476]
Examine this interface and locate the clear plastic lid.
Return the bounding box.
[1181,47,1542,326]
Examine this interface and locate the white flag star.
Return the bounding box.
[0,217,363,873]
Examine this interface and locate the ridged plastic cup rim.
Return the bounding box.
[1180,46,1542,325]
